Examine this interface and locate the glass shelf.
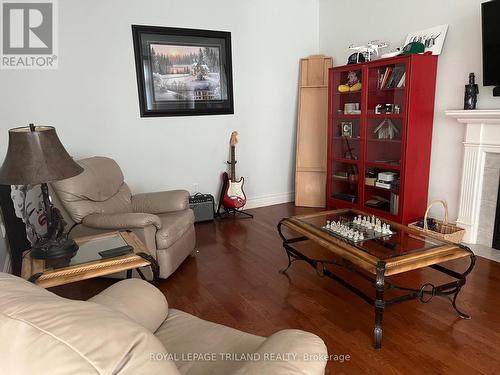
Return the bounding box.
[367,139,401,144]
[367,113,404,119]
[365,161,401,170]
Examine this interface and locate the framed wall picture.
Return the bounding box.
[404,24,448,55]
[132,25,234,117]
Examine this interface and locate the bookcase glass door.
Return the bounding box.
[331,161,359,204]
[363,61,407,217]
[330,67,363,205]
[367,62,407,116]
[332,69,363,117]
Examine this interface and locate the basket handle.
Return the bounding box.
[423,200,449,230]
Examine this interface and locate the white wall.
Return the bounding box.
[3,0,494,220]
[0,0,319,207]
[319,0,500,220]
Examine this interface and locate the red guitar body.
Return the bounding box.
[221,172,246,209]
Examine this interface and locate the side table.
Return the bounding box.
[22,231,159,288]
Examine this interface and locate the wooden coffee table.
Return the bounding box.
[22,231,159,288]
[277,209,475,349]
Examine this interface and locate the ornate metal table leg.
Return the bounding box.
[277,221,297,273]
[450,248,476,319]
[374,261,386,349]
[452,287,471,319]
[28,273,43,284]
[280,250,293,273]
[137,252,160,282]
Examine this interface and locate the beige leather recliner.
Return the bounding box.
[0,272,328,374]
[50,156,195,279]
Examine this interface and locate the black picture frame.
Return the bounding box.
[132,25,234,117]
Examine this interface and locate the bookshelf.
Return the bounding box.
[326,54,438,224]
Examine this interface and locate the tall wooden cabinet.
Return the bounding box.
[295,55,333,207]
[327,54,438,224]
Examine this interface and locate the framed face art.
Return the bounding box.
[132,25,234,117]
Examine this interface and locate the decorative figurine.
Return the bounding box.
[464,72,479,110]
[373,119,400,139]
[338,71,362,93]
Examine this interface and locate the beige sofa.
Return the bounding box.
[0,272,328,374]
[50,156,195,279]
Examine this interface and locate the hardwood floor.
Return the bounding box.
[52,203,500,375]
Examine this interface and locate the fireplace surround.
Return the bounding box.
[446,110,500,245]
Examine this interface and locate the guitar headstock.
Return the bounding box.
[229,131,238,146]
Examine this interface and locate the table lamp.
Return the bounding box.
[0,124,84,260]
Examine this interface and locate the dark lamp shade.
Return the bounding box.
[0,126,83,185]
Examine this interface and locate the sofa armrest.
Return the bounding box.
[82,213,161,230]
[88,279,168,333]
[234,330,328,375]
[132,190,189,214]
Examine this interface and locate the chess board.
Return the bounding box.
[321,215,395,244]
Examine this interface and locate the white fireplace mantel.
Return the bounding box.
[445,109,500,243]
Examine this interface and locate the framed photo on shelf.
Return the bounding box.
[132,25,234,117]
[341,122,353,138]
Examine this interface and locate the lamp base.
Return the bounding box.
[31,238,79,261]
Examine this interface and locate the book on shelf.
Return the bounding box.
[332,192,356,203]
[396,72,406,88]
[390,193,399,215]
[375,180,392,189]
[378,67,393,89]
[378,66,406,90]
[386,66,405,89]
[365,195,390,209]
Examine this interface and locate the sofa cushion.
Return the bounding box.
[52,157,133,223]
[0,273,179,375]
[89,279,168,333]
[233,330,328,375]
[155,309,265,375]
[156,210,195,250]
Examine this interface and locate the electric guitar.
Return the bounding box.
[221,131,247,210]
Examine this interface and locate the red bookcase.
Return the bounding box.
[326,54,438,224]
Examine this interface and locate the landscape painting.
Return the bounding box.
[150,44,224,102]
[132,25,233,117]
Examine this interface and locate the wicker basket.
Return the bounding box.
[408,200,465,244]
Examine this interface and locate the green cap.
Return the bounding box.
[401,42,425,55]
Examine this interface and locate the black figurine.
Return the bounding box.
[464,73,479,110]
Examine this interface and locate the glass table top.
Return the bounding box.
[295,210,446,260]
[45,232,131,271]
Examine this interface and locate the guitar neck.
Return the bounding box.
[230,145,236,180]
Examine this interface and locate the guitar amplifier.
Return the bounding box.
[189,194,215,222]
